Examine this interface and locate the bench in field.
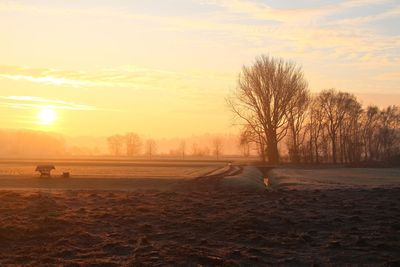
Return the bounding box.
[35,165,55,177]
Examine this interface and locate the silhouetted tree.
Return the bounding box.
[377,106,400,159]
[360,106,380,160]
[316,89,360,163]
[304,98,326,163]
[286,87,310,163]
[228,55,309,164]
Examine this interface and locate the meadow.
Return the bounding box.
[0,159,399,265]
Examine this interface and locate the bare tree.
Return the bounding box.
[107,134,124,156]
[239,124,266,161]
[316,89,359,164]
[339,99,362,163]
[378,106,400,159]
[179,140,186,160]
[192,143,199,156]
[304,98,325,163]
[227,55,309,164]
[125,132,142,156]
[239,131,251,157]
[360,106,380,160]
[212,138,223,160]
[286,87,310,163]
[145,139,157,160]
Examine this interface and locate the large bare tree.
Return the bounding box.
[228,55,309,164]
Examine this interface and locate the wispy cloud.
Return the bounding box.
[0,96,97,111]
[0,66,95,87]
[374,72,400,81]
[0,65,233,95]
[0,0,399,95]
[201,0,393,24]
[1,0,398,66]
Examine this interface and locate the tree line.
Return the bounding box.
[107,133,224,159]
[229,55,400,164]
[107,133,157,159]
[0,129,65,157]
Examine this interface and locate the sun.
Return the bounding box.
[37,108,57,125]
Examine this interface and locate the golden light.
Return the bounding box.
[37,108,57,125]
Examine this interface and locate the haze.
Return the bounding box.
[1,0,399,138]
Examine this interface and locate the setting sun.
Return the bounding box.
[0,1,400,266]
[37,108,57,125]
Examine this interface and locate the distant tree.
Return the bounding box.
[239,124,266,161]
[239,131,251,157]
[191,143,199,156]
[107,134,124,156]
[203,146,211,156]
[179,140,186,160]
[191,143,211,157]
[125,132,142,156]
[212,138,223,160]
[228,55,309,164]
[145,139,157,160]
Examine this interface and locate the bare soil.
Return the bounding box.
[0,185,399,266]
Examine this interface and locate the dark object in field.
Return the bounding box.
[35,165,55,177]
[62,172,70,178]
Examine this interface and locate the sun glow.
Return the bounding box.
[37,108,57,125]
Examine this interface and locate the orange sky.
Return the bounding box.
[1,0,399,138]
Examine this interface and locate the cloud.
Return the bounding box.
[0,65,173,89]
[0,66,96,87]
[331,6,400,26]
[1,0,399,95]
[200,0,328,23]
[0,96,97,111]
[0,65,233,95]
[374,72,400,81]
[199,0,392,24]
[1,0,398,65]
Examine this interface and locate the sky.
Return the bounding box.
[1,0,399,138]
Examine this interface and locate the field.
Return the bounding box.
[0,159,230,191]
[0,160,400,265]
[268,167,400,189]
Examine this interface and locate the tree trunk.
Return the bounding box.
[332,133,337,164]
[267,133,279,164]
[292,132,300,163]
